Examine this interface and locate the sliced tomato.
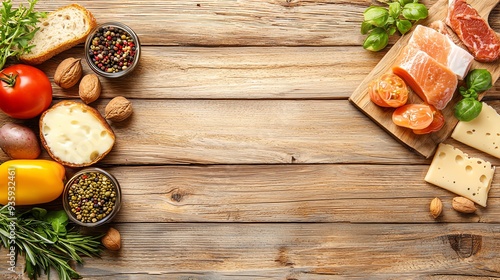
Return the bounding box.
[392,104,434,130]
[368,72,408,108]
[413,105,445,134]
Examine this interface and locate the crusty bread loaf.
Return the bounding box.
[20,4,97,65]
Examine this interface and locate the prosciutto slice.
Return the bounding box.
[446,0,500,62]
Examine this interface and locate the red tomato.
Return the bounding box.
[368,72,408,108]
[392,104,434,130]
[413,105,445,134]
[0,64,52,119]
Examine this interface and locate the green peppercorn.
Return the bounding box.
[67,171,118,224]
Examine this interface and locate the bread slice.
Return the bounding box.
[20,4,97,65]
[39,101,115,167]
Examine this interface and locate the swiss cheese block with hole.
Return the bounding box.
[424,143,495,207]
[451,102,500,159]
[40,101,115,167]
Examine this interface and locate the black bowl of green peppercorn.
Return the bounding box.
[84,22,141,78]
[63,168,122,227]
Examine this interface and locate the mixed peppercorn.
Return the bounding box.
[88,26,137,73]
[67,171,118,224]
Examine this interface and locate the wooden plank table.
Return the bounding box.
[2,0,500,278]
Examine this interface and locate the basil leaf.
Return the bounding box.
[399,0,414,5]
[31,207,47,220]
[363,28,389,52]
[360,21,374,35]
[454,98,482,122]
[402,3,428,21]
[466,69,492,93]
[396,19,412,34]
[364,7,389,27]
[387,25,397,36]
[388,2,401,19]
[360,0,428,52]
[45,210,69,230]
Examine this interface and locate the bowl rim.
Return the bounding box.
[84,21,141,78]
[62,167,122,227]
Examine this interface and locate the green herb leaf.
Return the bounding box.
[402,3,428,20]
[0,0,46,70]
[387,25,397,36]
[360,0,428,52]
[398,0,413,5]
[360,21,374,35]
[363,6,389,27]
[454,98,482,122]
[45,210,69,236]
[0,205,102,280]
[363,27,389,52]
[466,69,492,93]
[45,210,69,226]
[396,19,412,34]
[388,2,401,18]
[31,207,47,220]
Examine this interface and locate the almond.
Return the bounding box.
[79,74,101,104]
[452,197,477,214]
[429,197,443,219]
[54,57,82,89]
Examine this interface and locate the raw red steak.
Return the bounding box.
[446,0,500,62]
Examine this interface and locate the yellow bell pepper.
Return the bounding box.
[0,160,65,205]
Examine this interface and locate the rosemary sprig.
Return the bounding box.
[0,205,103,280]
[0,0,46,70]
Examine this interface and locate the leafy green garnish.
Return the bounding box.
[454,69,492,122]
[361,0,428,52]
[0,205,102,280]
[0,0,46,70]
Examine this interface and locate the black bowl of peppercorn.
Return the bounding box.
[85,22,141,78]
[63,168,122,227]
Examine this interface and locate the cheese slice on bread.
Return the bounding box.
[40,101,115,167]
[20,4,97,65]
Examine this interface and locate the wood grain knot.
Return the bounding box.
[447,234,482,258]
[170,188,185,202]
[282,0,300,8]
[275,247,295,267]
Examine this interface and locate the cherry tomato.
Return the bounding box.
[392,104,433,130]
[0,64,52,119]
[368,72,408,108]
[413,105,445,134]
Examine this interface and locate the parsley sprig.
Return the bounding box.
[0,0,46,70]
[0,206,103,280]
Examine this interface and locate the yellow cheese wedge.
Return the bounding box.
[425,143,495,207]
[451,102,500,159]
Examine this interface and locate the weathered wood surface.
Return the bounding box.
[32,47,500,100]
[4,223,500,278]
[3,101,500,165]
[2,0,500,279]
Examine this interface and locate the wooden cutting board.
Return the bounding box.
[349,0,500,158]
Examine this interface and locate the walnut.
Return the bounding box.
[54,57,82,89]
[79,74,101,104]
[101,227,121,251]
[105,96,133,122]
